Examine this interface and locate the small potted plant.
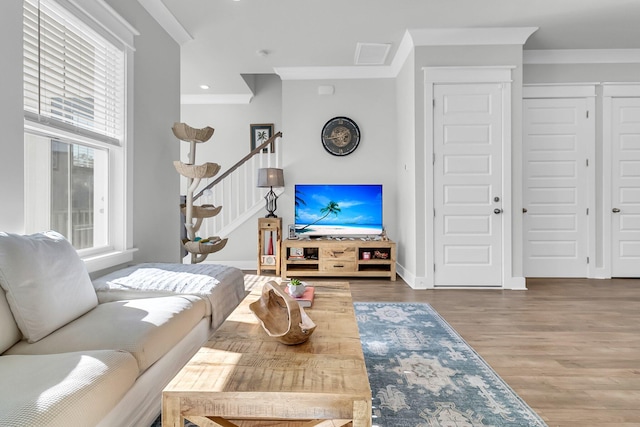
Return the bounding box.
[287,278,306,297]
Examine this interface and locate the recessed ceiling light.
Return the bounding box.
[199,84,210,90]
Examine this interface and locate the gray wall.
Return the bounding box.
[107,0,182,266]
[395,51,417,280]
[524,63,640,84]
[0,1,27,233]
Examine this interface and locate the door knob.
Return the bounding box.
[612,208,621,213]
[522,208,528,213]
[494,208,503,214]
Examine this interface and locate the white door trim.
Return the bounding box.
[522,84,597,278]
[523,83,598,99]
[424,66,523,289]
[602,84,640,278]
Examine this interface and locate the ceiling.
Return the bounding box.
[147,0,640,99]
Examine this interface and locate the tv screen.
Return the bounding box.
[294,184,383,237]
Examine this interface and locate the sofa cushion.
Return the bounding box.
[0,289,21,353]
[92,262,246,328]
[0,350,138,427]
[6,295,207,373]
[0,231,98,343]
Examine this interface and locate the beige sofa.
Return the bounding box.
[0,231,245,427]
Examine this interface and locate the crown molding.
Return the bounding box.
[602,83,640,97]
[181,93,254,105]
[524,49,640,64]
[137,0,192,45]
[523,83,598,98]
[423,66,515,84]
[407,27,538,47]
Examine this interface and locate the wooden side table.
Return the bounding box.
[257,217,281,275]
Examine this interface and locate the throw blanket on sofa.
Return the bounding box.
[92,263,245,330]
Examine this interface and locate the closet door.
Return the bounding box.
[523,97,593,277]
[610,97,640,277]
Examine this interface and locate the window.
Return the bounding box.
[23,0,136,271]
[25,135,108,250]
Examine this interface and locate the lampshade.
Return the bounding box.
[257,168,284,188]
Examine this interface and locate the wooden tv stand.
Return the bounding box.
[281,238,396,281]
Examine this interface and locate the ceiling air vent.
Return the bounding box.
[354,42,391,65]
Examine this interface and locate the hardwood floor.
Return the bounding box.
[247,273,640,425]
[344,276,640,427]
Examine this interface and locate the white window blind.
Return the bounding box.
[23,0,125,145]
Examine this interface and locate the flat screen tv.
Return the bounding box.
[294,184,383,237]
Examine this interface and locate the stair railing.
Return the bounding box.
[192,131,283,239]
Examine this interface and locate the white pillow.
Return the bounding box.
[0,289,21,353]
[0,231,98,343]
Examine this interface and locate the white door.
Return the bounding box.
[433,83,503,286]
[611,97,640,277]
[522,98,592,277]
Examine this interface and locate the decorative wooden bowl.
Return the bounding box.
[180,204,222,218]
[173,161,221,179]
[172,122,214,143]
[182,237,228,254]
[249,281,316,345]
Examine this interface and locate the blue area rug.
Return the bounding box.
[355,302,547,427]
[151,302,547,427]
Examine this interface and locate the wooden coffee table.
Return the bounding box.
[162,281,371,427]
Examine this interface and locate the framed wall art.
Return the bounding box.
[250,123,275,153]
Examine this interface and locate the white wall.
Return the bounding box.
[180,74,283,187]
[181,76,398,269]
[0,1,181,273]
[280,78,398,241]
[179,74,283,265]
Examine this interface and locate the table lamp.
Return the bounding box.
[257,168,284,217]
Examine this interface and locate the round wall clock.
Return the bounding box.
[321,116,361,156]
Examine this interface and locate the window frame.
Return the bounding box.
[23,0,138,273]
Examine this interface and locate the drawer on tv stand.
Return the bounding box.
[320,246,356,261]
[320,260,356,273]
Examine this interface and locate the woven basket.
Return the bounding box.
[172,122,214,143]
[182,237,228,254]
[180,204,222,219]
[173,161,221,179]
[249,281,316,345]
